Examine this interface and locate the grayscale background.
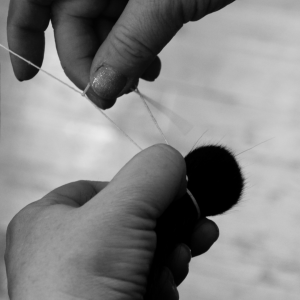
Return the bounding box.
[1,0,300,299]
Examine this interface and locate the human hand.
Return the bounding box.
[7,0,235,109]
[5,144,219,300]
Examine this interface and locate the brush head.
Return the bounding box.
[185,145,244,217]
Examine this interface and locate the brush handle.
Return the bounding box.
[144,192,199,299]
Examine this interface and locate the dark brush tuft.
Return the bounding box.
[185,145,244,217]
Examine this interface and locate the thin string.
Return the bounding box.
[235,137,274,156]
[134,88,169,145]
[0,44,81,95]
[0,43,142,150]
[82,83,91,96]
[84,94,142,150]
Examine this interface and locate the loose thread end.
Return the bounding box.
[135,89,169,145]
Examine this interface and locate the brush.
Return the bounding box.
[145,144,244,299]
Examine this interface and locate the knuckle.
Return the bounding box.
[188,0,235,21]
[151,0,196,28]
[173,0,197,24]
[149,0,185,30]
[5,203,37,239]
[5,214,20,254]
[6,210,25,238]
[111,25,156,64]
[175,0,204,22]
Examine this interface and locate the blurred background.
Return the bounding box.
[1,0,300,299]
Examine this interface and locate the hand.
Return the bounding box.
[5,144,219,300]
[7,0,235,109]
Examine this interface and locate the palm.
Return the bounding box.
[65,200,156,300]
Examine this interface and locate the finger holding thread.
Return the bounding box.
[50,7,116,109]
[8,0,236,109]
[50,1,141,109]
[90,0,176,101]
[90,0,236,105]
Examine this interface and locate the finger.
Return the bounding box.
[90,0,235,104]
[7,0,52,80]
[40,180,109,207]
[141,56,161,82]
[147,267,178,300]
[190,218,220,257]
[50,1,129,109]
[193,0,236,19]
[51,11,111,108]
[165,243,191,286]
[95,18,116,46]
[88,144,186,223]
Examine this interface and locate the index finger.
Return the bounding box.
[7,0,53,80]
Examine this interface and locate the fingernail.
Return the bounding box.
[92,65,127,99]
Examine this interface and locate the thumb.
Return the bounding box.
[89,0,235,106]
[88,144,186,224]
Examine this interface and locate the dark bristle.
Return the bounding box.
[185,145,244,217]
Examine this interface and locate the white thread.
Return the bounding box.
[134,88,169,145]
[0,44,82,95]
[186,175,200,219]
[82,83,91,96]
[186,189,200,219]
[0,43,142,151]
[84,95,142,150]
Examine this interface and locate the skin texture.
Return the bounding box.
[5,144,219,300]
[7,0,235,109]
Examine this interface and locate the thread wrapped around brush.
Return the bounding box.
[145,145,244,299]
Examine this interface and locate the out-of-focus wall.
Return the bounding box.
[1,0,300,299]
